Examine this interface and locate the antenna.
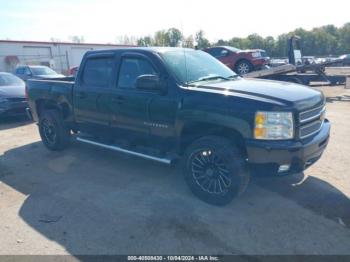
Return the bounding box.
[180,21,189,86]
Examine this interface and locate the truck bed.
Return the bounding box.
[26,77,75,121]
[27,77,75,99]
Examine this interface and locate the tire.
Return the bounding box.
[38,110,70,151]
[183,136,250,206]
[234,60,253,75]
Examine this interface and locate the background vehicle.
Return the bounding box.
[0,72,28,117]
[67,66,79,77]
[302,56,317,65]
[269,58,288,67]
[300,56,318,73]
[338,54,350,66]
[204,46,270,75]
[26,47,330,205]
[315,56,339,64]
[14,65,64,81]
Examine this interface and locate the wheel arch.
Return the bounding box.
[178,121,247,157]
[35,99,70,120]
[234,58,253,67]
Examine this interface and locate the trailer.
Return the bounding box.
[258,70,345,85]
[244,36,346,86]
[244,66,346,85]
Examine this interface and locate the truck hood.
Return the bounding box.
[0,84,25,98]
[193,78,324,111]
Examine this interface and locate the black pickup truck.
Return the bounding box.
[26,47,330,205]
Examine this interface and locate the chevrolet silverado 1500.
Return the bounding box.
[26,47,330,205]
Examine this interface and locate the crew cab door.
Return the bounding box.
[73,54,114,133]
[111,53,178,147]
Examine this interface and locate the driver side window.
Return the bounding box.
[117,57,157,89]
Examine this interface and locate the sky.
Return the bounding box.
[0,0,349,44]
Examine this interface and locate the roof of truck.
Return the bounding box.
[86,47,195,55]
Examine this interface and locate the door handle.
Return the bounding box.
[76,92,87,99]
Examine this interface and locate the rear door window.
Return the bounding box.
[82,57,113,87]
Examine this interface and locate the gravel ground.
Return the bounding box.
[0,86,349,255]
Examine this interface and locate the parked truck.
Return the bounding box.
[26,47,330,205]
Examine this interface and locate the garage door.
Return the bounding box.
[23,46,52,63]
[71,47,93,67]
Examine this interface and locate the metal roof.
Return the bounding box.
[0,39,135,47]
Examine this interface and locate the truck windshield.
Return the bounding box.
[31,67,57,76]
[160,49,237,85]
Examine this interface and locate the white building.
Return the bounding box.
[0,40,130,74]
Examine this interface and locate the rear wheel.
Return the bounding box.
[234,60,253,75]
[183,136,249,206]
[38,110,70,151]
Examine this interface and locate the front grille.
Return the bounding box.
[299,120,323,139]
[299,103,325,139]
[299,104,325,123]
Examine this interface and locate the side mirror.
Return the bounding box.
[25,72,32,76]
[136,74,161,91]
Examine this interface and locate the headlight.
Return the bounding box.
[252,52,262,58]
[254,111,294,140]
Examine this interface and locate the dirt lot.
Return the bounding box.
[0,86,350,255]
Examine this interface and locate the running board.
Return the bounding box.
[76,137,172,165]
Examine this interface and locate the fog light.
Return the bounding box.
[278,164,290,173]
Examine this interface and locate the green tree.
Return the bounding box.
[247,34,265,49]
[338,23,350,54]
[166,28,183,47]
[125,22,350,56]
[115,35,137,45]
[215,39,228,46]
[195,30,210,49]
[69,36,85,43]
[227,37,243,49]
[263,36,276,56]
[137,36,153,46]
[154,30,168,46]
[183,35,194,48]
[50,37,61,42]
[274,34,290,57]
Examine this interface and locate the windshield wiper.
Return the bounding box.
[187,75,230,85]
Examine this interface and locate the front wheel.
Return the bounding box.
[234,60,253,75]
[183,136,250,206]
[38,110,70,151]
